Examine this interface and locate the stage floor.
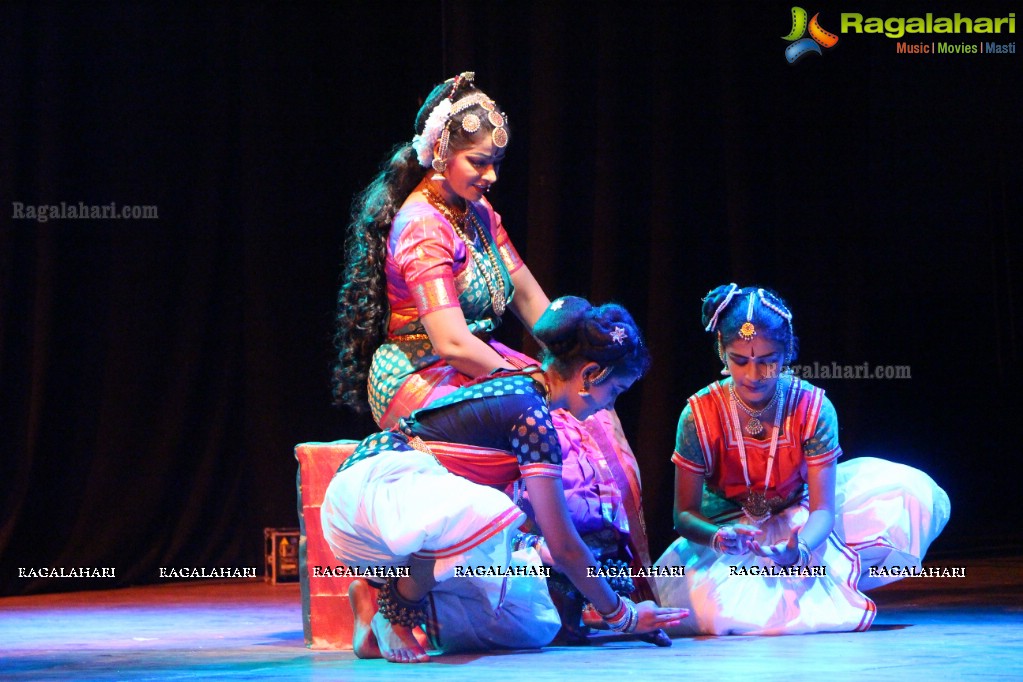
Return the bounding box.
[2,557,1020,680]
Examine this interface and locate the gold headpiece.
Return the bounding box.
[419,73,509,172]
[738,293,757,341]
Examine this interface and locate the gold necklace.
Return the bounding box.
[727,381,786,525]
[421,185,507,317]
[729,382,780,436]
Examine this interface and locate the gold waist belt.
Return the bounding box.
[387,330,492,344]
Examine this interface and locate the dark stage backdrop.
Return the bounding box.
[2,2,1020,596]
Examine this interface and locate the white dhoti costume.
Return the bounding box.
[654,458,950,635]
[321,449,561,651]
[655,378,951,636]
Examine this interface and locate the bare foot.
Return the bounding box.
[370,611,430,663]
[349,579,381,659]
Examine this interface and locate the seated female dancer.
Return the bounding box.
[332,70,551,427]
[654,284,950,635]
[331,71,657,635]
[322,297,687,662]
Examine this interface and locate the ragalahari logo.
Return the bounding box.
[783,7,839,63]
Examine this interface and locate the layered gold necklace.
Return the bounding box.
[729,382,781,436]
[421,184,507,317]
[727,379,787,525]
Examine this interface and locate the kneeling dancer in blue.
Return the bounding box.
[322,296,687,662]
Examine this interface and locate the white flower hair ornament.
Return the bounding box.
[412,99,453,169]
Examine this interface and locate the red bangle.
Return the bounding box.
[597,595,625,620]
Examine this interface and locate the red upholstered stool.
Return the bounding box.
[295,440,359,650]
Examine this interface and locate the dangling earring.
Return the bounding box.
[430,172,446,182]
[717,332,730,375]
[578,379,591,397]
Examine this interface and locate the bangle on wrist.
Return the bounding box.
[778,537,812,567]
[597,594,624,619]
[711,528,727,554]
[797,538,812,566]
[600,595,638,634]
